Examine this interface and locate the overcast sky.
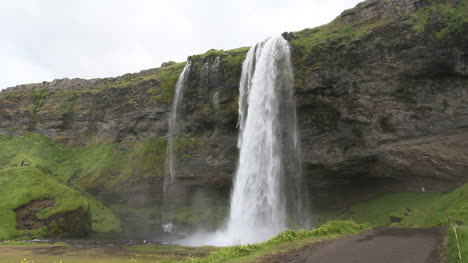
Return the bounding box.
[0,0,362,90]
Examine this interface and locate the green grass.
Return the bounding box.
[312,184,468,229]
[81,61,186,105]
[0,241,69,247]
[147,62,187,104]
[412,0,468,38]
[0,221,368,263]
[0,133,125,234]
[310,185,468,262]
[289,14,394,87]
[185,220,368,263]
[0,167,88,240]
[399,184,468,228]
[127,244,217,256]
[311,192,442,227]
[86,196,121,233]
[447,225,467,263]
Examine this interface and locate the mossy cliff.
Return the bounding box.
[0,0,467,237]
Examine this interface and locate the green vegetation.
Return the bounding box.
[0,241,69,247]
[0,131,214,237]
[27,89,51,121]
[412,0,468,38]
[0,221,366,263]
[310,185,468,262]
[312,192,442,227]
[447,225,467,263]
[290,18,390,53]
[312,184,468,229]
[86,196,121,233]
[189,47,249,89]
[83,62,186,103]
[184,46,248,123]
[147,62,186,104]
[186,220,368,263]
[0,132,168,189]
[289,13,394,87]
[0,133,127,235]
[398,184,468,228]
[0,167,88,240]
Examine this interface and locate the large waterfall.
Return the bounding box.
[226,35,303,244]
[182,35,306,246]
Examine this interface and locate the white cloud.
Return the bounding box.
[0,0,362,89]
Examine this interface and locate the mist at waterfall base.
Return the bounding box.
[166,35,308,246]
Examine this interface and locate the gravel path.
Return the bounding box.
[259,227,445,263]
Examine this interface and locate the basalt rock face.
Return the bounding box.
[289,0,468,207]
[0,0,467,215]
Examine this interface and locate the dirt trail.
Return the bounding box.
[260,227,445,263]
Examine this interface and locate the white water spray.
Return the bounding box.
[227,35,294,242]
[182,35,305,246]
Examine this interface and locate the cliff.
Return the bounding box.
[0,0,467,235]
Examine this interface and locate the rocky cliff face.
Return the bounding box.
[0,0,467,222]
[289,0,468,207]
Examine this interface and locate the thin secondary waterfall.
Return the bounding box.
[225,35,302,244]
[162,61,191,233]
[165,61,191,189]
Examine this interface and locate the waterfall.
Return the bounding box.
[165,61,191,188]
[225,35,303,244]
[181,35,306,246]
[161,61,191,233]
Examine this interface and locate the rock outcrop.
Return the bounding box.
[15,199,91,238]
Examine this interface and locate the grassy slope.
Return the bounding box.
[311,185,468,228]
[0,167,88,240]
[312,192,443,227]
[312,184,468,262]
[447,225,467,263]
[0,133,122,234]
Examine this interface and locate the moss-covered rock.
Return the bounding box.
[0,167,91,240]
[0,133,121,235]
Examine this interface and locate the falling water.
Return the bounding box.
[165,61,191,188]
[161,61,191,233]
[226,35,303,243]
[182,35,306,246]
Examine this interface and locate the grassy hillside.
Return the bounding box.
[0,167,89,240]
[0,133,125,235]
